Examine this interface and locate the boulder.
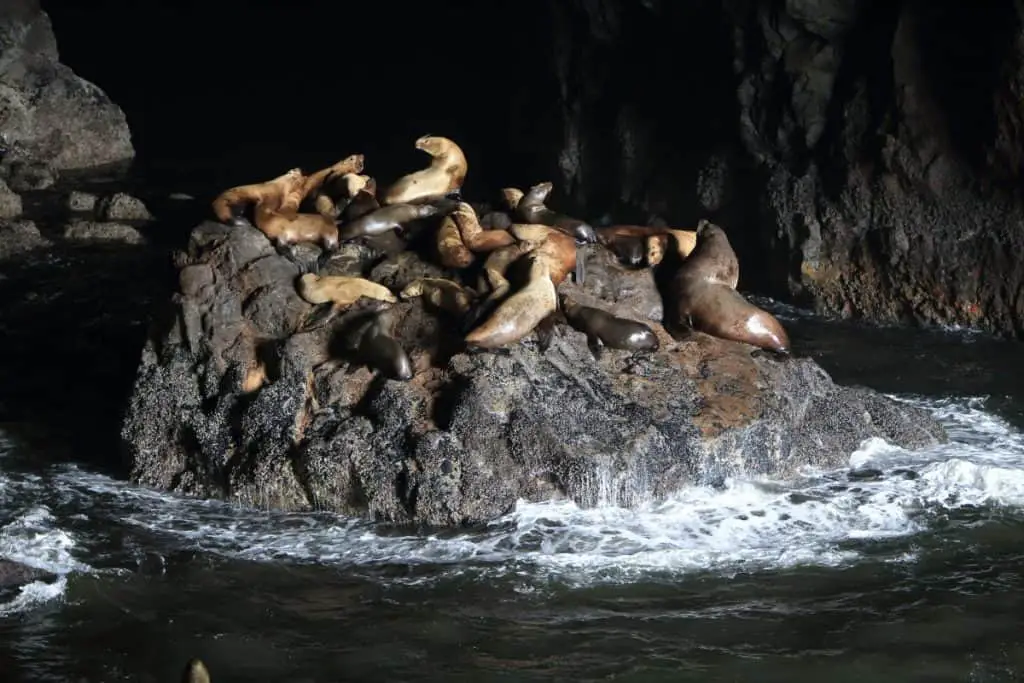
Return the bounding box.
[0,0,134,169]
[120,221,947,527]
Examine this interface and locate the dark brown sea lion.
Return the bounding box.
[337,201,455,242]
[339,306,414,380]
[313,173,371,218]
[340,177,381,222]
[400,277,476,316]
[514,181,597,244]
[669,221,789,354]
[381,135,467,205]
[561,296,659,358]
[596,225,698,268]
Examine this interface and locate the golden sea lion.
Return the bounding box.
[436,215,475,268]
[253,205,339,251]
[453,202,515,252]
[381,135,467,206]
[401,277,476,316]
[181,658,211,683]
[508,223,580,286]
[669,221,789,354]
[300,153,365,199]
[561,295,659,358]
[464,255,558,349]
[514,181,597,244]
[296,273,397,332]
[211,168,305,226]
[337,201,453,241]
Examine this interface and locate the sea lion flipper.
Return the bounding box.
[587,335,604,361]
[298,302,338,333]
[574,244,587,285]
[535,314,558,353]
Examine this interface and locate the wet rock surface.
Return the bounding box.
[120,222,947,527]
[0,0,134,170]
[544,0,1024,338]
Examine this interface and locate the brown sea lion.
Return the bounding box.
[211,168,305,226]
[561,295,659,358]
[401,277,476,316]
[337,201,454,241]
[381,135,467,205]
[436,215,475,268]
[669,221,789,354]
[181,658,211,683]
[595,225,698,268]
[508,223,580,286]
[514,181,597,244]
[339,306,414,380]
[453,202,515,252]
[253,204,339,252]
[464,254,558,349]
[300,153,366,199]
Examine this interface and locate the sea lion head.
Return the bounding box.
[696,218,723,240]
[501,187,524,210]
[181,658,211,683]
[342,173,370,197]
[415,135,451,157]
[572,222,598,245]
[338,153,365,174]
[526,181,554,201]
[363,177,378,196]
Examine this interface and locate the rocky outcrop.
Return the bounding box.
[119,222,947,527]
[545,0,1024,338]
[0,0,134,170]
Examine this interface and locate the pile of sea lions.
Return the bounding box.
[210,134,790,378]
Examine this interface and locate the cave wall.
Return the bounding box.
[549,0,1024,338]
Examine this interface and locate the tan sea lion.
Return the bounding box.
[464,254,558,349]
[669,221,789,354]
[501,187,524,211]
[181,658,211,683]
[300,153,366,199]
[253,205,339,251]
[508,223,580,286]
[514,181,597,244]
[337,201,454,241]
[436,215,475,268]
[453,202,515,252]
[561,295,659,358]
[401,277,476,316]
[296,274,397,332]
[340,177,381,223]
[314,173,372,218]
[211,168,305,226]
[381,135,467,205]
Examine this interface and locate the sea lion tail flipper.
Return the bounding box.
[574,244,587,285]
[298,302,338,333]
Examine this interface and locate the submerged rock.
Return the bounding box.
[120,221,947,527]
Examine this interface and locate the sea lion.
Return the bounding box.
[211,168,305,226]
[464,254,558,349]
[181,658,211,683]
[561,296,659,358]
[340,306,413,380]
[296,273,397,332]
[253,205,339,252]
[381,135,467,205]
[400,277,476,316]
[595,225,698,268]
[501,187,524,211]
[452,202,515,252]
[436,215,475,268]
[337,201,453,241]
[300,153,366,199]
[669,221,789,354]
[514,181,598,244]
[340,177,381,222]
[508,223,580,286]
[314,173,371,218]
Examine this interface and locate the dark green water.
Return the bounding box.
[1,306,1024,683]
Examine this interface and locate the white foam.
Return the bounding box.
[2,393,1024,594]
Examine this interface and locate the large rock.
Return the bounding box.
[0,0,133,169]
[119,221,947,527]
[541,0,1024,338]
